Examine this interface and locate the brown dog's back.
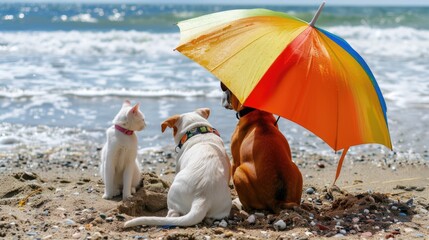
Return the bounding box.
[231,110,302,212]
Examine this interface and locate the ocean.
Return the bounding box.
[0,3,428,161]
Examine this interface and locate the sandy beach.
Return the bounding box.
[1,141,428,240]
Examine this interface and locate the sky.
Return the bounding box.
[1,0,429,6]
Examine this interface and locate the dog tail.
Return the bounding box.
[124,198,208,228]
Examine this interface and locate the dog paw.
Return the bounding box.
[102,193,112,199]
[167,210,180,217]
[122,193,133,200]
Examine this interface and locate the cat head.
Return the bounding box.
[112,100,146,131]
[161,108,211,145]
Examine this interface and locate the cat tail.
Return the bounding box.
[124,198,208,228]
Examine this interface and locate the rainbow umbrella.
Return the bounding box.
[175,2,392,182]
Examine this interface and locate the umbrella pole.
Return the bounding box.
[275,116,281,126]
[309,1,326,27]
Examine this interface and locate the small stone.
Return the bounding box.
[106,217,114,222]
[363,209,370,214]
[352,217,359,223]
[415,187,425,192]
[339,229,347,235]
[306,187,315,195]
[224,231,233,237]
[56,207,66,211]
[116,214,126,221]
[414,233,425,238]
[218,219,228,228]
[64,219,76,226]
[72,232,81,239]
[92,232,103,240]
[99,213,106,219]
[361,231,372,237]
[254,212,265,218]
[317,162,325,168]
[333,233,344,238]
[399,212,407,217]
[26,231,37,236]
[391,206,398,210]
[273,219,286,231]
[247,215,256,224]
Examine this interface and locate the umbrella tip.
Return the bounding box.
[309,1,326,27]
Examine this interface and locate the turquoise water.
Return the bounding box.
[0,3,428,160]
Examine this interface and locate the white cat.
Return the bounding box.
[124,108,232,227]
[100,100,146,200]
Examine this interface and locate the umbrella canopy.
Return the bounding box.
[175,2,392,182]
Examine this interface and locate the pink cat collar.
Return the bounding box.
[114,125,134,135]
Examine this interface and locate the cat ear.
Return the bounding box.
[122,100,131,107]
[161,115,179,135]
[195,108,210,119]
[131,103,140,114]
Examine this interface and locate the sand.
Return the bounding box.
[0,142,428,239]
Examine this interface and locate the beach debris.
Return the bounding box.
[18,188,42,207]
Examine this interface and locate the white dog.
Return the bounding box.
[124,108,232,227]
[100,100,146,200]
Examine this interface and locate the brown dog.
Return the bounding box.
[221,83,303,212]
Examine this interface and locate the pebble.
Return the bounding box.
[92,232,103,239]
[26,231,37,236]
[414,233,425,238]
[218,219,228,228]
[361,231,372,237]
[64,219,76,226]
[247,215,256,224]
[116,214,126,221]
[99,213,106,219]
[72,232,81,239]
[273,220,286,231]
[305,187,315,195]
[363,209,370,214]
[333,233,344,238]
[106,217,114,222]
[254,212,265,218]
[317,162,325,168]
[352,217,359,223]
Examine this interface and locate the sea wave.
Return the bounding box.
[1,4,429,31]
[0,88,222,99]
[1,26,428,59]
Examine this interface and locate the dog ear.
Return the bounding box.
[196,108,210,119]
[220,82,228,92]
[161,115,179,134]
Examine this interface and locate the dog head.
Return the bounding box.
[220,82,244,112]
[161,108,212,145]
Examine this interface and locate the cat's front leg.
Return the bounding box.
[102,157,118,199]
[122,164,135,200]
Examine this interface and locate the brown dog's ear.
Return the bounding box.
[220,82,228,92]
[195,108,210,119]
[161,115,179,135]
